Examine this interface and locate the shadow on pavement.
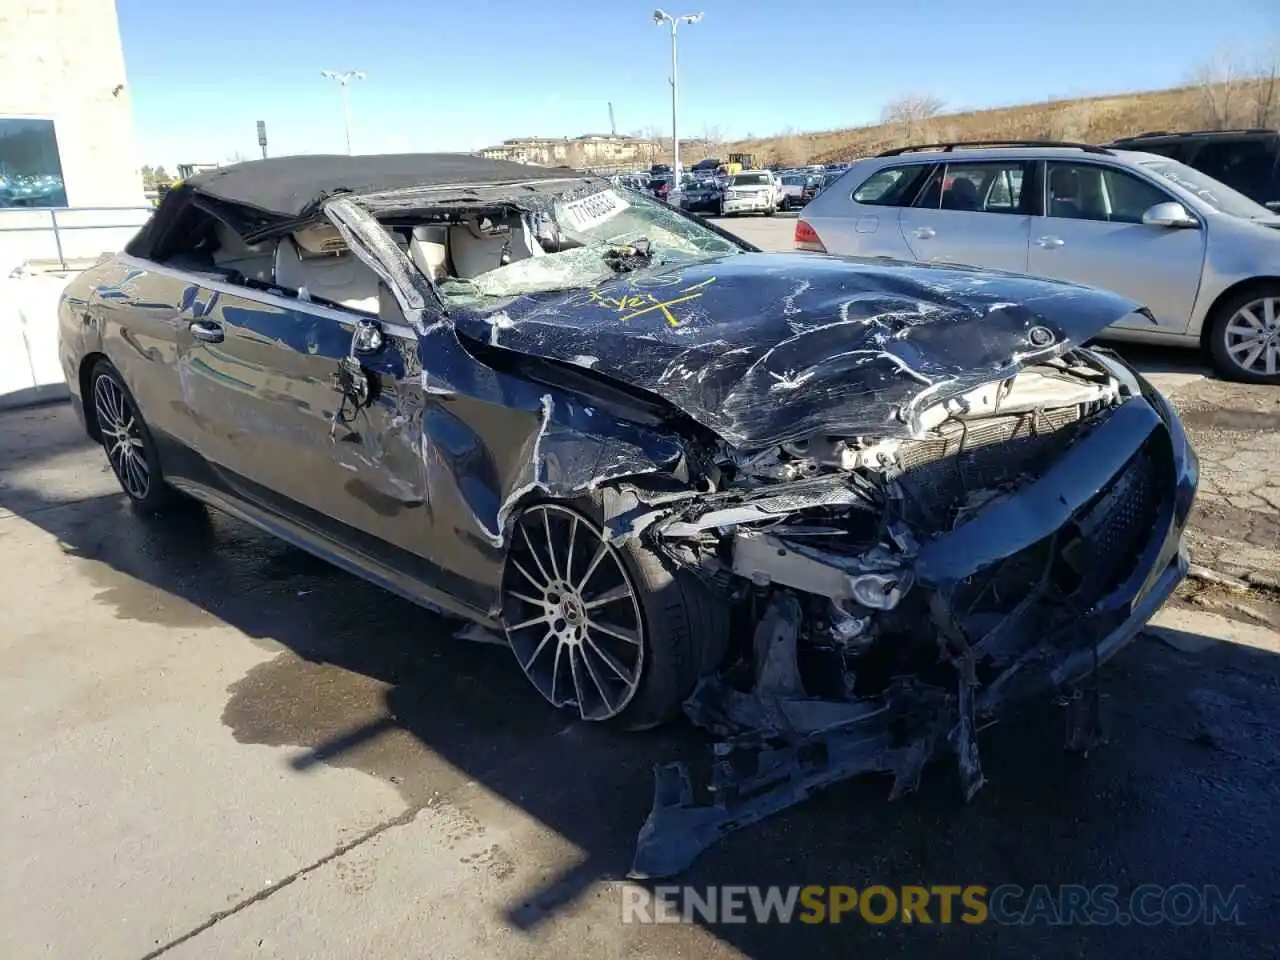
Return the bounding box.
[4,402,1279,959]
[1093,339,1212,381]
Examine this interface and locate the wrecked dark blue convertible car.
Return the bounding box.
[58,154,1197,875]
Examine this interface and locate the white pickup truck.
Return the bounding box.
[719,171,781,216]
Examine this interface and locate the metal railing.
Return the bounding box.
[0,205,153,271]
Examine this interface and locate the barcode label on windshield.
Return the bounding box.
[562,189,630,231]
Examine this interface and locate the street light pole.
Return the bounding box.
[652,10,702,183]
[320,69,366,154]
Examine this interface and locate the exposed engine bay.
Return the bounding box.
[626,349,1189,878]
[659,352,1124,660]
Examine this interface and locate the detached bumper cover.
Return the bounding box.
[631,378,1197,879]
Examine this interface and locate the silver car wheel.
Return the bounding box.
[93,373,150,500]
[1223,296,1280,376]
[501,503,645,721]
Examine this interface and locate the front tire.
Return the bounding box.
[89,360,188,514]
[500,497,729,729]
[1206,286,1280,384]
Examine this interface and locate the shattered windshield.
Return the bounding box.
[1140,158,1276,220]
[436,187,742,303]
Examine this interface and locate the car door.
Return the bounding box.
[179,276,441,578]
[86,260,208,455]
[896,159,1033,272]
[805,161,933,258]
[1026,161,1207,333]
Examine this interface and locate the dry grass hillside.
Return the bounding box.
[687,79,1277,166]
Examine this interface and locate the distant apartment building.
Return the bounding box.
[0,0,144,208]
[478,133,657,170]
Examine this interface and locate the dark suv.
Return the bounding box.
[1106,128,1280,209]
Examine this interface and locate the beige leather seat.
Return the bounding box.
[273,235,380,314]
[447,221,509,279]
[444,216,544,280]
[211,222,275,282]
[408,225,449,282]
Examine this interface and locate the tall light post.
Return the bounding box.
[652,9,702,183]
[320,69,365,154]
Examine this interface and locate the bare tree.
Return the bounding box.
[635,124,665,164]
[1189,45,1250,129]
[1251,44,1280,128]
[880,92,946,143]
[880,92,944,124]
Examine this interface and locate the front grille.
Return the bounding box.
[895,406,1103,525]
[897,405,1088,474]
[951,431,1169,641]
[1073,438,1165,591]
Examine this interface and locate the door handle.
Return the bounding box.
[913,227,936,239]
[189,320,224,343]
[1036,235,1065,249]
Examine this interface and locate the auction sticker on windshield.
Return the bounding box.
[562,189,630,231]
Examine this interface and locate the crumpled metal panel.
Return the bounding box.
[314,197,690,617]
[452,251,1149,449]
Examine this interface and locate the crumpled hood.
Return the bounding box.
[454,252,1147,448]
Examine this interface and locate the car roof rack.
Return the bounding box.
[876,139,1114,157]
[1109,128,1274,141]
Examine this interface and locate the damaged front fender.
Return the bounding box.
[319,197,700,617]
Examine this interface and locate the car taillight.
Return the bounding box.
[794,219,826,252]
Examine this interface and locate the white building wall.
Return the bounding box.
[0,0,145,207]
[0,0,148,408]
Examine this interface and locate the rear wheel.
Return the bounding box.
[90,360,188,514]
[500,497,729,729]
[1207,286,1280,384]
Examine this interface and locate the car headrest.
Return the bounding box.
[291,223,349,256]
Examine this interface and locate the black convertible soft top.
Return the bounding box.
[186,153,573,220]
[127,153,580,259]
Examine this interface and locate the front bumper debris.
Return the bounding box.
[630,385,1197,879]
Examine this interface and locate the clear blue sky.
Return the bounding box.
[118,0,1279,168]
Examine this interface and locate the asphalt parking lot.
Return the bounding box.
[5,218,1280,959]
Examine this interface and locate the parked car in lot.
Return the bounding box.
[610,173,649,194]
[813,169,843,198]
[649,174,673,202]
[720,170,779,216]
[1106,128,1280,210]
[799,140,1280,383]
[679,177,725,214]
[779,172,819,210]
